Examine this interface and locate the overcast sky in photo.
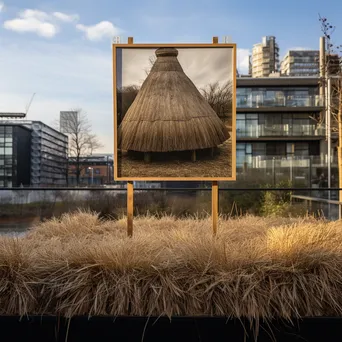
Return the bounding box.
[0,0,341,153]
[119,47,233,90]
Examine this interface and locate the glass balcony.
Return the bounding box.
[237,124,325,138]
[237,95,324,108]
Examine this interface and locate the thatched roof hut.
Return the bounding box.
[118,47,230,153]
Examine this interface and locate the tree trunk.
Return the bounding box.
[76,167,81,186]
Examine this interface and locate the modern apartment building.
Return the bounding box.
[0,120,68,187]
[252,36,280,78]
[281,50,319,76]
[236,76,329,186]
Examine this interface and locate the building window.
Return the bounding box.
[295,142,309,156]
[95,168,100,175]
[266,143,286,156]
[237,143,252,168]
[4,147,12,155]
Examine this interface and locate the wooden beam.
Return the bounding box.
[212,181,219,236]
[191,150,196,162]
[144,152,151,163]
[127,181,134,237]
[128,37,134,44]
[212,36,219,44]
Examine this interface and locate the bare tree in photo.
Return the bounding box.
[201,81,233,125]
[115,55,155,123]
[62,109,103,186]
[144,55,157,76]
[117,85,140,124]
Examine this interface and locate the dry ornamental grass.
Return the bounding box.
[0,211,342,327]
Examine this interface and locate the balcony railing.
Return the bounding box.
[237,125,325,138]
[237,95,324,108]
[237,155,337,170]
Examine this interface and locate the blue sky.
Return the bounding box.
[0,0,341,152]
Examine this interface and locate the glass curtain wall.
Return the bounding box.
[0,126,13,187]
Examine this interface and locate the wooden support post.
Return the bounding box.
[128,37,134,44]
[127,181,133,237]
[191,150,196,162]
[210,147,215,158]
[212,181,219,236]
[144,152,151,163]
[212,36,219,44]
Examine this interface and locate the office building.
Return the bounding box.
[0,124,31,187]
[68,154,114,186]
[281,50,319,76]
[59,111,78,134]
[0,120,68,187]
[252,36,280,78]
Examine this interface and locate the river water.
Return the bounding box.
[0,221,35,236]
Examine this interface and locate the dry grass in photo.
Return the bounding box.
[118,139,232,178]
[1,211,342,328]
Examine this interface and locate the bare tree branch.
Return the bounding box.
[201,81,233,124]
[61,108,103,186]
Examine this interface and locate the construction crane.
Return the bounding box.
[25,93,36,116]
[0,93,36,120]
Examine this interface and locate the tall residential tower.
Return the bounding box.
[252,36,280,78]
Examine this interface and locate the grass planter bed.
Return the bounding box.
[1,212,342,341]
[1,316,342,342]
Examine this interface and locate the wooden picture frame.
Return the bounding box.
[113,41,237,181]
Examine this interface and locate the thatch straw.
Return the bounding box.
[1,213,342,324]
[118,47,230,152]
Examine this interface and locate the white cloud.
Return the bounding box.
[4,9,58,37]
[4,17,57,38]
[237,48,251,75]
[21,9,50,21]
[0,2,4,13]
[3,9,81,38]
[53,12,79,23]
[0,40,114,152]
[76,21,120,41]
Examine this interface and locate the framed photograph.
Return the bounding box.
[113,43,236,181]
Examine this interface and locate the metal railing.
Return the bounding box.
[0,187,340,235]
[291,194,342,220]
[237,125,325,138]
[237,95,324,108]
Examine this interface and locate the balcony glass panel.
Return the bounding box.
[236,113,325,138]
[237,123,321,138]
[237,87,323,108]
